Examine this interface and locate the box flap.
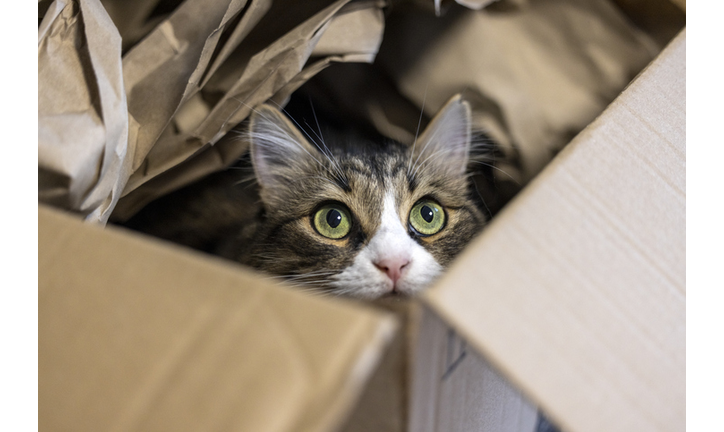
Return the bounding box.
[424,30,685,432]
[39,205,397,432]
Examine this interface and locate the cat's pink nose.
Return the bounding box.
[374,257,410,285]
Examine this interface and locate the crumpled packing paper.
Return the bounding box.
[38,0,659,223]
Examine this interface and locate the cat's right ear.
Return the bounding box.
[411,95,472,178]
[248,105,319,202]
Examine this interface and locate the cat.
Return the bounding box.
[122,94,497,299]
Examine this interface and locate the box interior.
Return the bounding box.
[423,28,686,432]
[38,1,686,431]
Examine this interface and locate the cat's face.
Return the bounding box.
[238,96,485,299]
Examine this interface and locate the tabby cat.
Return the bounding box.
[123,95,492,299]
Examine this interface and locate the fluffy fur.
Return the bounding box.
[217,96,486,299]
[122,95,492,299]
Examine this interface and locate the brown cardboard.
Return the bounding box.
[340,300,540,432]
[424,29,686,432]
[39,205,397,432]
[339,303,408,432]
[38,1,686,432]
[408,306,538,432]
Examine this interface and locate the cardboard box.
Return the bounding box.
[39,205,398,432]
[38,1,685,432]
[417,28,686,432]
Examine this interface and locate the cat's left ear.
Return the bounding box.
[413,95,472,176]
[248,104,321,207]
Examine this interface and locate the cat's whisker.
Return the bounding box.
[236,98,331,173]
[308,98,328,150]
[409,118,448,181]
[302,123,348,185]
[278,278,337,297]
[247,253,286,266]
[285,273,338,282]
[211,95,486,300]
[305,98,340,174]
[470,174,494,220]
[252,126,327,170]
[263,98,348,186]
[470,138,498,150]
[231,171,259,186]
[285,280,336,289]
[302,118,348,184]
[233,177,258,187]
[252,272,333,298]
[411,146,450,179]
[412,126,470,180]
[330,285,367,297]
[299,288,335,298]
[309,102,343,184]
[251,255,279,261]
[469,160,520,185]
[408,84,428,176]
[287,269,338,277]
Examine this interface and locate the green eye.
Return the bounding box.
[409,200,445,236]
[313,204,352,239]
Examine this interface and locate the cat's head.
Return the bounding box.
[240,96,485,299]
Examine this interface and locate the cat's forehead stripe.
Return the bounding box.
[332,174,352,193]
[407,173,417,193]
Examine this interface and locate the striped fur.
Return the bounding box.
[220,96,486,299]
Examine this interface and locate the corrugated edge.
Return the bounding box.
[423,29,685,432]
